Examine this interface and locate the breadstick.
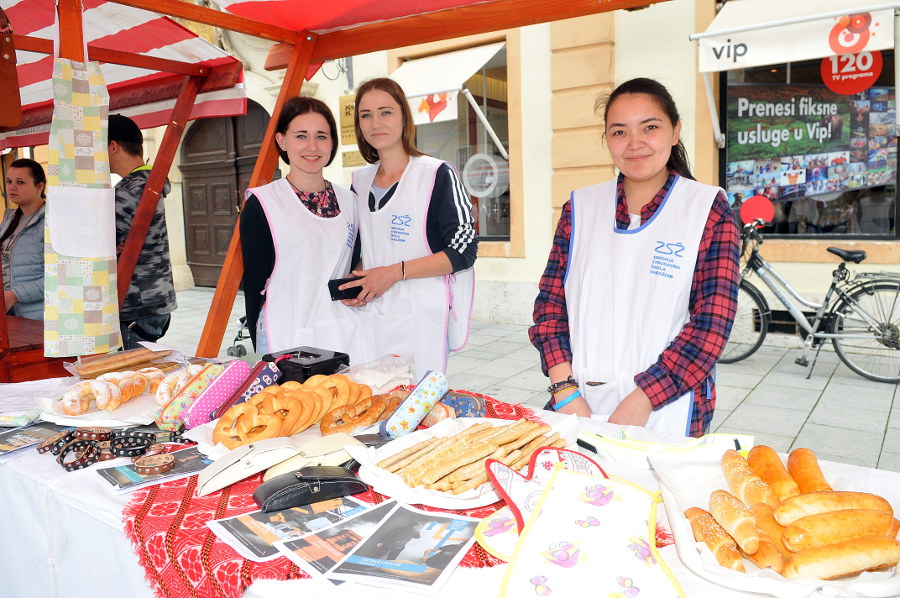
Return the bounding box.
[709,489,760,554]
[782,537,900,579]
[787,448,832,494]
[492,420,541,447]
[377,438,434,471]
[747,445,800,502]
[782,509,894,553]
[721,449,779,509]
[774,491,893,527]
[501,424,551,452]
[750,503,789,557]
[510,433,560,470]
[413,442,499,487]
[446,445,507,483]
[684,507,745,572]
[450,448,521,495]
[399,437,456,482]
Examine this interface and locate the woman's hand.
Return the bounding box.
[3,290,18,309]
[607,386,652,427]
[341,264,402,306]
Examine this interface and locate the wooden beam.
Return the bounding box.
[0,270,11,382]
[196,34,317,357]
[57,0,86,62]
[117,75,201,306]
[14,34,207,76]
[266,0,669,69]
[110,0,299,44]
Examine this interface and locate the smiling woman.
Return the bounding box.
[239,96,364,358]
[0,158,47,320]
[529,77,741,438]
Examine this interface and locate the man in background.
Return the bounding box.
[107,114,177,349]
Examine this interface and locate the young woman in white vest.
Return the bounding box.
[530,78,740,438]
[241,96,361,356]
[340,78,478,379]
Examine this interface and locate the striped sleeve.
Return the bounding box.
[426,163,479,272]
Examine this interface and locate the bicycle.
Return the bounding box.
[720,219,900,384]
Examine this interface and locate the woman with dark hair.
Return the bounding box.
[1,158,46,320]
[342,77,478,378]
[240,96,360,354]
[530,78,740,437]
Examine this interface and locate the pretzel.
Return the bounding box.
[258,394,304,437]
[212,402,282,449]
[319,374,353,409]
[320,394,388,435]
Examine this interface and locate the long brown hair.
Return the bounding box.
[354,78,425,164]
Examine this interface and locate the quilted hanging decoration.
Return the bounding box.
[43,53,121,356]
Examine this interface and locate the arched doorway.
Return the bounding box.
[179,99,274,286]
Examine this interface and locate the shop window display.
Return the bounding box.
[725,54,897,237]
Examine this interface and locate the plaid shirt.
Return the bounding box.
[529,171,740,437]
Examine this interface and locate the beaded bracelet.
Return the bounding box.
[552,389,582,412]
[547,376,577,395]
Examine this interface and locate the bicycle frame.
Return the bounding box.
[741,230,886,341]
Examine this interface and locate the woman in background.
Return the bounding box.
[343,78,478,378]
[530,78,740,437]
[1,158,47,320]
[241,96,359,355]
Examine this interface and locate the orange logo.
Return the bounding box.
[829,13,874,55]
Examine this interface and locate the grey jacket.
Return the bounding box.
[0,206,45,320]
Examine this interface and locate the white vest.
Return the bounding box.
[565,176,718,436]
[353,156,475,378]
[247,178,364,358]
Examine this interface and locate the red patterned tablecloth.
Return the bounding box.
[122,393,538,598]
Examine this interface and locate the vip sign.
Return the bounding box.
[699,10,892,72]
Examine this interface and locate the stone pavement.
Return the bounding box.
[167,287,900,473]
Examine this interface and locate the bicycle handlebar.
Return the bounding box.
[739,220,766,257]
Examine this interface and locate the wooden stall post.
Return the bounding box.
[195,33,318,357]
[116,75,201,305]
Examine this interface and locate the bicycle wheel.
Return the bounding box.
[830,279,900,383]
[720,279,769,364]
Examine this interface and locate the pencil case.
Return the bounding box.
[155,363,225,431]
[182,360,252,429]
[378,370,449,438]
[210,361,282,421]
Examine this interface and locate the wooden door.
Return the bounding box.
[180,100,272,287]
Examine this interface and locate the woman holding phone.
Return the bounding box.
[344,78,478,378]
[530,78,740,437]
[241,96,360,355]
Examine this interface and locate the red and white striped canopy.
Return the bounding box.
[0,0,245,149]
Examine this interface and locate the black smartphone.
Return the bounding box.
[327,276,363,301]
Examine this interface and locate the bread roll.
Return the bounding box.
[721,449,779,509]
[747,445,800,502]
[750,503,789,557]
[740,529,785,573]
[710,489,760,554]
[889,518,900,540]
[783,509,894,553]
[774,491,893,526]
[782,537,900,580]
[787,448,832,494]
[684,507,745,572]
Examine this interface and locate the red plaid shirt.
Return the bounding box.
[529,171,740,437]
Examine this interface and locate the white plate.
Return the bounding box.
[347,415,579,510]
[651,453,900,598]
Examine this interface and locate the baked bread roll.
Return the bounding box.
[747,445,800,502]
[787,448,832,493]
[782,509,894,553]
[750,502,789,558]
[721,449,779,509]
[774,491,893,527]
[710,489,760,554]
[740,529,785,573]
[684,507,745,572]
[782,537,900,580]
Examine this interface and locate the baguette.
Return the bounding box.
[782,537,900,579]
[74,348,171,378]
[782,509,894,553]
[750,503,789,558]
[774,491,893,526]
[684,507,745,572]
[721,449,779,509]
[709,489,760,554]
[787,448,832,494]
[747,445,800,502]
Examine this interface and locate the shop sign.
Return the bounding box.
[821,51,883,95]
[339,94,356,145]
[725,84,896,206]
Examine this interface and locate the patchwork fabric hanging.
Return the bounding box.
[43,49,121,356]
